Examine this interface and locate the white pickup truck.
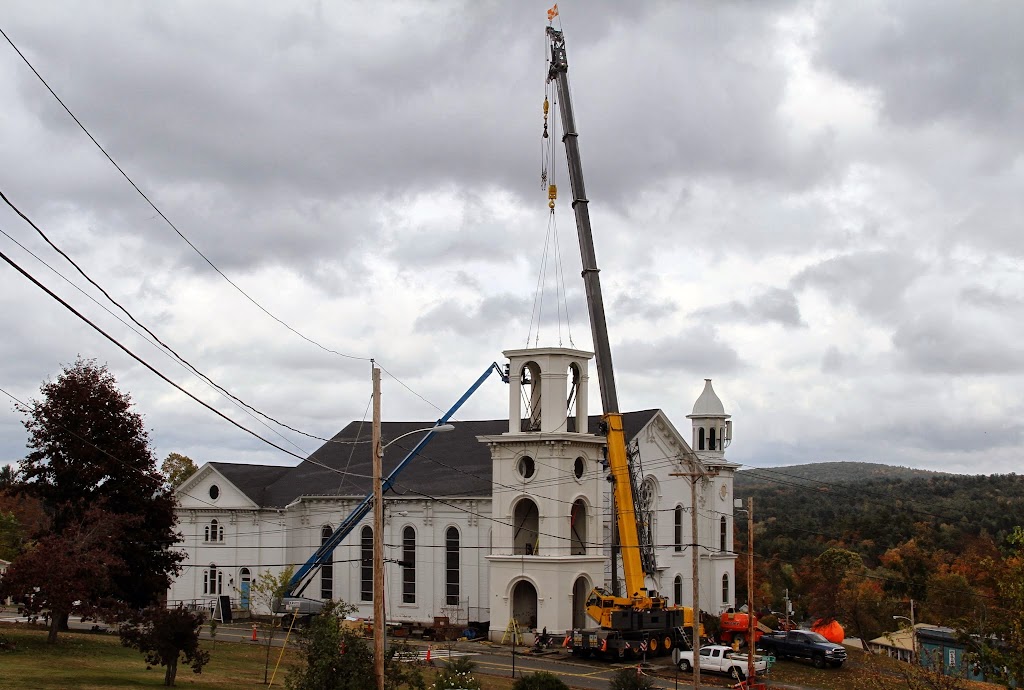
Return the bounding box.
[674,645,769,681]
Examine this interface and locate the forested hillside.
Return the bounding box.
[731,461,1024,671]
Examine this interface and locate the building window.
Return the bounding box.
[710,427,717,450]
[674,575,683,606]
[517,455,535,479]
[203,564,222,595]
[720,516,728,553]
[698,427,705,450]
[402,526,416,604]
[445,527,460,606]
[239,568,252,610]
[205,519,223,543]
[360,526,373,602]
[209,485,220,500]
[722,573,729,604]
[320,525,333,600]
[674,506,683,552]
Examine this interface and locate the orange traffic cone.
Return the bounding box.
[251,623,258,642]
[425,645,433,664]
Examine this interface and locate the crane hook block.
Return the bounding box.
[548,184,557,200]
[543,97,550,115]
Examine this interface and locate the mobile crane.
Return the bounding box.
[544,24,700,659]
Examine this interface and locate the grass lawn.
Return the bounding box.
[0,623,300,689]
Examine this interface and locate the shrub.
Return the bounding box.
[608,667,656,690]
[512,671,569,690]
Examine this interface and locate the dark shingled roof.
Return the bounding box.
[207,463,291,506]
[228,410,661,508]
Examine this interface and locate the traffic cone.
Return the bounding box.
[251,623,258,642]
[425,645,433,664]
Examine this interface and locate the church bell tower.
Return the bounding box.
[478,347,607,639]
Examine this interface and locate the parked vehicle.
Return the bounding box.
[674,645,769,681]
[757,629,847,668]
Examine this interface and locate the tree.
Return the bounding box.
[285,599,372,690]
[249,565,294,683]
[11,358,183,624]
[968,526,1024,688]
[0,505,128,642]
[119,605,210,687]
[803,547,865,624]
[161,453,198,488]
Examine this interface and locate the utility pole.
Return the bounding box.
[747,497,755,685]
[672,454,718,690]
[372,366,384,690]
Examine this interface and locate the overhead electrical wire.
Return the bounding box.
[0,245,309,461]
[0,24,451,426]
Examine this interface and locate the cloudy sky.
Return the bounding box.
[1,1,1022,476]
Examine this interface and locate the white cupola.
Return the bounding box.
[686,379,731,455]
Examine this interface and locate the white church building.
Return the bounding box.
[169,346,738,638]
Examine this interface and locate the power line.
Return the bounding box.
[0,246,307,461]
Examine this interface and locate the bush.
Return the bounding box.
[432,655,480,690]
[512,671,569,690]
[608,667,656,690]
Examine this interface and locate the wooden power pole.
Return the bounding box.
[747,496,755,684]
[372,366,384,690]
[672,454,717,690]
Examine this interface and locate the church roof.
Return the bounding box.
[227,410,661,508]
[689,379,728,418]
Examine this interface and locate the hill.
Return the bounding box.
[734,461,947,492]
[734,461,1024,565]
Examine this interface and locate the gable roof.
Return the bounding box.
[207,462,291,506]
[222,410,662,508]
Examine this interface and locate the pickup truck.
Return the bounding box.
[757,629,847,668]
[674,645,769,680]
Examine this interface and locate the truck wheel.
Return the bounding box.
[814,655,826,669]
[617,645,626,659]
[662,635,673,653]
[678,659,692,672]
[729,666,746,681]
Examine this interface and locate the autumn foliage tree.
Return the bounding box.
[161,452,198,488]
[2,359,183,637]
[119,605,210,687]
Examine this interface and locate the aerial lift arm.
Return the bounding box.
[284,362,508,599]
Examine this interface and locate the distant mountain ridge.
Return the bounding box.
[735,461,949,492]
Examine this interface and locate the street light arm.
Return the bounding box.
[380,424,454,452]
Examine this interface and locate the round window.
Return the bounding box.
[517,456,535,479]
[574,457,585,480]
[209,485,220,500]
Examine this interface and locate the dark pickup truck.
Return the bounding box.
[757,629,847,668]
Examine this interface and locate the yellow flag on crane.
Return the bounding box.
[547,4,559,22]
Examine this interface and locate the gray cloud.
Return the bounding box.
[792,250,923,319]
[693,286,804,328]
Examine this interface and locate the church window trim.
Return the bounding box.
[205,518,224,543]
[720,516,728,553]
[570,498,588,556]
[674,505,683,552]
[203,564,222,595]
[320,524,334,600]
[445,526,460,606]
[402,525,416,604]
[722,573,730,605]
[360,525,373,602]
[674,574,683,606]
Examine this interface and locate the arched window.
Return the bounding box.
[239,568,252,610]
[570,499,587,555]
[203,564,222,595]
[445,527,460,606]
[360,526,373,602]
[674,575,683,606]
[513,498,539,555]
[320,525,334,600]
[674,505,683,552]
[205,518,223,543]
[402,526,416,603]
[722,573,730,605]
[710,427,717,450]
[698,427,705,450]
[720,516,728,553]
